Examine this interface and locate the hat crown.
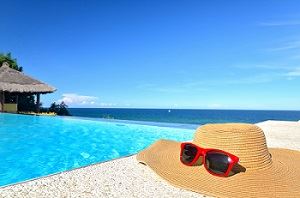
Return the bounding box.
[193,123,272,170]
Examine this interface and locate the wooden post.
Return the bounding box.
[16,94,19,112]
[36,93,40,113]
[0,91,3,112]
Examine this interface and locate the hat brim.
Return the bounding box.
[137,139,300,198]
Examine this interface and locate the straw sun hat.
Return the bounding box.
[137,123,300,197]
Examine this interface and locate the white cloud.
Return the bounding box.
[286,68,300,77]
[233,64,294,70]
[266,41,300,52]
[99,102,117,107]
[233,63,300,80]
[58,93,99,106]
[57,93,119,107]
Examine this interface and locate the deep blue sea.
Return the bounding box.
[69,108,300,126]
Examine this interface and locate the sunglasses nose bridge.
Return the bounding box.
[193,149,205,166]
[197,148,206,156]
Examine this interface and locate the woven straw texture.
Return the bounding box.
[0,62,56,93]
[137,123,300,198]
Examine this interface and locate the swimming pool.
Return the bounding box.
[0,113,194,187]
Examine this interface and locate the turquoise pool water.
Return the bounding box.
[0,113,194,187]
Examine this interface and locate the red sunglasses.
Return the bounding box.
[180,142,239,177]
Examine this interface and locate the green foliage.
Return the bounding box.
[18,94,37,112]
[0,52,23,72]
[49,102,71,116]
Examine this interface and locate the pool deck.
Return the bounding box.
[0,120,299,198]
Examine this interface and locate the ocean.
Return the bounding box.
[68,108,300,126]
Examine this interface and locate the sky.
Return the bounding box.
[0,0,300,110]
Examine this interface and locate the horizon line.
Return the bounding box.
[64,107,300,111]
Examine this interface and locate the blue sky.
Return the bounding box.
[1,0,300,110]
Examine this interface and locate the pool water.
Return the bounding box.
[0,113,194,187]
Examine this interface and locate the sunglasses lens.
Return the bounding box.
[206,151,230,175]
[181,144,198,164]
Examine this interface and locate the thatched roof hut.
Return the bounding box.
[0,62,56,93]
[0,62,56,112]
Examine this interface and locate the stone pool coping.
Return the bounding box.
[0,120,299,198]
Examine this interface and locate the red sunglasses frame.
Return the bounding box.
[180,142,239,177]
